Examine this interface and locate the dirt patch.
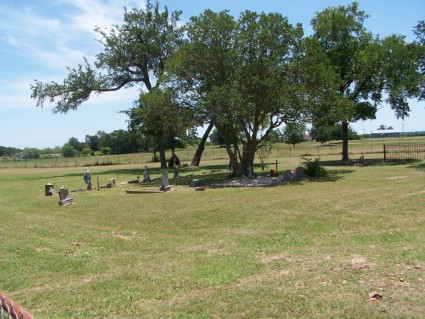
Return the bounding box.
[387,175,409,180]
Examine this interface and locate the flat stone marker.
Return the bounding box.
[128,176,140,184]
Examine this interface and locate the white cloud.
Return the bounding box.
[0,0,145,110]
[62,0,146,36]
[0,75,140,111]
[0,0,145,70]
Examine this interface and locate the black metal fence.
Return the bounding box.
[384,143,425,162]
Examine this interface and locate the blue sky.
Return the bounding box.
[0,0,424,149]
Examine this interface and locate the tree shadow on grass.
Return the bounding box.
[318,158,421,167]
[86,163,359,187]
[97,165,231,187]
[306,169,354,183]
[37,158,422,186]
[407,161,425,172]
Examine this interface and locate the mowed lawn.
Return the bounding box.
[1,158,424,318]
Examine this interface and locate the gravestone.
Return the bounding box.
[283,170,294,181]
[83,168,92,190]
[58,187,74,206]
[295,167,305,180]
[45,183,54,196]
[190,179,204,187]
[159,172,171,191]
[143,166,151,182]
[107,178,116,188]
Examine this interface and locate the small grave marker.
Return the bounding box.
[283,170,293,181]
[58,187,74,206]
[190,179,204,187]
[107,178,116,188]
[159,172,171,191]
[143,166,151,182]
[295,167,305,179]
[45,183,54,196]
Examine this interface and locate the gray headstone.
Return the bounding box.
[283,170,293,181]
[295,167,305,179]
[143,166,151,182]
[107,178,116,188]
[190,179,204,187]
[59,187,74,206]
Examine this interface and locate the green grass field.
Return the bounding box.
[1,143,424,318]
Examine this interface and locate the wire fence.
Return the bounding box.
[0,142,400,169]
[384,143,425,162]
[0,292,34,319]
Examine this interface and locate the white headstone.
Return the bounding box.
[160,172,171,191]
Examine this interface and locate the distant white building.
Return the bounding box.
[370,129,401,138]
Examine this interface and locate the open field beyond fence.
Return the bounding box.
[1,149,424,318]
[3,136,425,169]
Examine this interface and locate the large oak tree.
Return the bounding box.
[171,10,337,176]
[311,2,423,161]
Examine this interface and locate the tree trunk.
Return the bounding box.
[241,142,257,176]
[191,122,214,167]
[341,121,349,162]
[159,144,167,168]
[225,141,257,177]
[225,143,243,177]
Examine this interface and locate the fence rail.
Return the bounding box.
[384,143,425,162]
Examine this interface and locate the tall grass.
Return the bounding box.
[1,156,424,318]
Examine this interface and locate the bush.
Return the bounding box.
[304,158,327,177]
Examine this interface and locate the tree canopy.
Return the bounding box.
[30,1,187,168]
[311,2,423,161]
[31,1,183,112]
[170,9,337,175]
[30,1,423,170]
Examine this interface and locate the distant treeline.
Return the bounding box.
[362,131,425,138]
[1,129,198,160]
[2,128,424,161]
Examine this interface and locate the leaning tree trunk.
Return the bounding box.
[191,122,214,167]
[341,121,349,162]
